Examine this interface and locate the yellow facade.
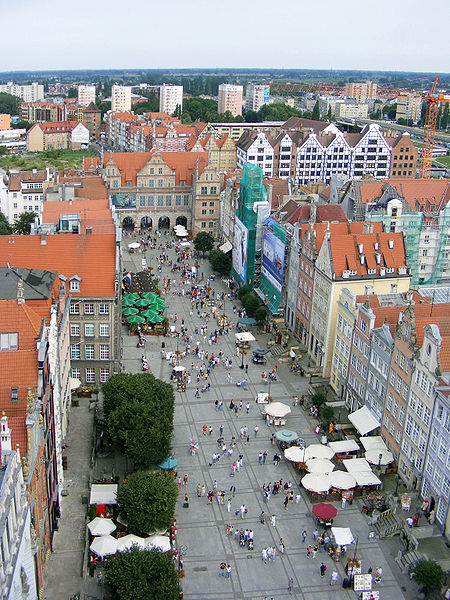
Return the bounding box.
[330,288,357,395]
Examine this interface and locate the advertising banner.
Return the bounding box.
[261,229,285,292]
[232,217,248,283]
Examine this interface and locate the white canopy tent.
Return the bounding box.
[90,535,118,558]
[219,241,232,254]
[235,332,256,343]
[284,446,306,462]
[264,402,291,418]
[128,242,140,249]
[348,406,380,436]
[89,484,118,505]
[343,458,372,473]
[306,458,335,474]
[117,534,148,552]
[352,470,382,487]
[146,534,171,552]
[331,527,355,546]
[329,439,360,454]
[359,436,388,451]
[301,473,332,493]
[304,444,335,461]
[179,241,191,247]
[70,377,81,390]
[365,449,394,466]
[87,517,116,537]
[330,470,357,490]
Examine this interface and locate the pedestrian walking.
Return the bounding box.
[240,504,247,519]
[283,496,289,510]
[306,545,312,558]
[330,570,338,586]
[258,452,263,464]
[262,547,268,563]
[225,564,231,579]
[271,514,276,527]
[262,451,267,464]
[183,474,188,486]
[254,426,259,437]
[313,528,319,540]
[279,538,285,554]
[219,561,226,576]
[320,562,327,577]
[288,576,294,592]
[312,544,318,558]
[301,530,307,543]
[229,485,235,498]
[195,387,200,398]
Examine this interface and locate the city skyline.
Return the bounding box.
[1,0,449,73]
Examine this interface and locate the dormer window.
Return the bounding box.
[70,275,81,292]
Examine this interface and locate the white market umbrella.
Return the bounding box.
[303,444,335,461]
[301,473,332,493]
[359,436,387,451]
[284,446,306,462]
[128,242,140,249]
[330,471,357,490]
[146,534,171,552]
[264,402,291,418]
[331,527,355,546]
[173,366,186,372]
[365,449,394,466]
[235,332,256,343]
[90,535,118,558]
[87,517,116,537]
[306,458,336,474]
[117,534,147,552]
[70,377,81,390]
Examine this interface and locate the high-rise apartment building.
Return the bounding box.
[218,84,243,116]
[245,83,270,112]
[159,84,183,116]
[111,85,132,112]
[344,81,378,102]
[0,81,44,102]
[396,94,422,124]
[78,85,96,107]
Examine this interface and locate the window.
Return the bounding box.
[70,302,80,315]
[99,324,109,337]
[201,186,207,195]
[175,195,181,206]
[71,368,80,380]
[387,392,393,412]
[84,303,94,315]
[442,476,450,497]
[418,432,427,454]
[439,439,447,461]
[11,387,19,401]
[201,222,206,229]
[70,324,80,337]
[165,195,172,206]
[405,415,413,436]
[415,456,422,471]
[100,368,110,383]
[100,345,109,359]
[99,304,109,315]
[184,195,189,206]
[402,384,409,401]
[0,333,19,351]
[85,324,95,337]
[85,368,95,383]
[393,398,399,418]
[71,344,80,359]
[157,195,163,206]
[85,344,95,359]
[70,279,80,292]
[399,406,405,426]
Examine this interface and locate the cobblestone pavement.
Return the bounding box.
[42,232,419,599]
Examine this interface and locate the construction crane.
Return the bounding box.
[420,76,450,179]
[268,82,426,99]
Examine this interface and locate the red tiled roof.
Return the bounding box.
[30,121,85,134]
[0,235,116,297]
[300,222,383,254]
[316,205,347,223]
[7,170,46,191]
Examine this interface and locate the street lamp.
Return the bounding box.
[378,453,383,467]
[394,474,401,497]
[240,349,245,369]
[353,536,359,560]
[268,378,272,398]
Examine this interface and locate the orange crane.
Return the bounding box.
[268,82,426,99]
[420,76,450,179]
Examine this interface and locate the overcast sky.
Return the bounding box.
[1,0,449,73]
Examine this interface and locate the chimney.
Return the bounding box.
[363,222,373,234]
[17,279,25,305]
[388,239,394,249]
[40,233,47,245]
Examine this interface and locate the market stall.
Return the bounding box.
[284,446,306,463]
[329,527,355,562]
[275,429,299,450]
[255,392,269,404]
[359,436,387,451]
[306,458,335,474]
[329,439,360,462]
[263,402,291,426]
[312,502,337,527]
[348,406,380,436]
[364,449,394,466]
[301,473,332,495]
[303,444,335,461]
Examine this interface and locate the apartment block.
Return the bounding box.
[20,102,67,123]
[218,84,243,117]
[245,83,270,112]
[27,121,89,152]
[82,102,102,141]
[159,84,183,115]
[396,94,422,124]
[111,85,132,112]
[389,133,418,178]
[344,81,378,101]
[0,81,44,102]
[0,114,11,129]
[3,168,47,224]
[77,85,96,107]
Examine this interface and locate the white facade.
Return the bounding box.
[218,84,243,116]
[237,132,274,177]
[71,122,90,146]
[77,85,96,107]
[6,177,44,224]
[159,84,183,115]
[0,82,44,102]
[111,85,132,112]
[396,94,422,124]
[0,435,37,600]
[245,84,270,112]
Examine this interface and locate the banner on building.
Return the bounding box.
[232,217,248,283]
[261,228,285,292]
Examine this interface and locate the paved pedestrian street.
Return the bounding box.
[121,233,414,600]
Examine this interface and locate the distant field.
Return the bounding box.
[433,155,450,167]
[0,148,99,172]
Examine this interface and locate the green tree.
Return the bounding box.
[104,546,180,600]
[0,92,21,115]
[13,212,36,235]
[0,212,12,235]
[311,390,327,409]
[242,293,260,317]
[413,560,444,596]
[12,120,32,131]
[237,285,251,302]
[194,231,214,255]
[327,106,332,121]
[116,471,178,535]
[67,87,78,98]
[254,306,267,324]
[441,103,449,130]
[320,405,335,425]
[208,248,232,275]
[312,100,320,121]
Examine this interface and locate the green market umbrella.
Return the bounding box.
[122,307,139,316]
[148,314,164,323]
[123,293,139,302]
[275,430,299,443]
[134,298,152,307]
[141,309,159,320]
[126,314,146,324]
[141,292,158,300]
[122,297,138,307]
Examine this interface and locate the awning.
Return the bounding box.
[89,484,118,505]
[219,241,232,253]
[238,318,257,326]
[301,473,332,493]
[180,241,191,247]
[303,444,335,461]
[359,436,388,451]
[329,439,360,454]
[329,470,357,490]
[343,458,372,473]
[352,470,382,487]
[365,450,394,466]
[348,406,380,436]
[235,332,255,343]
[306,458,335,474]
[264,402,291,418]
[331,527,355,546]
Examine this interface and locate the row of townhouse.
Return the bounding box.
[85,151,221,237]
[236,120,417,185]
[20,99,101,137]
